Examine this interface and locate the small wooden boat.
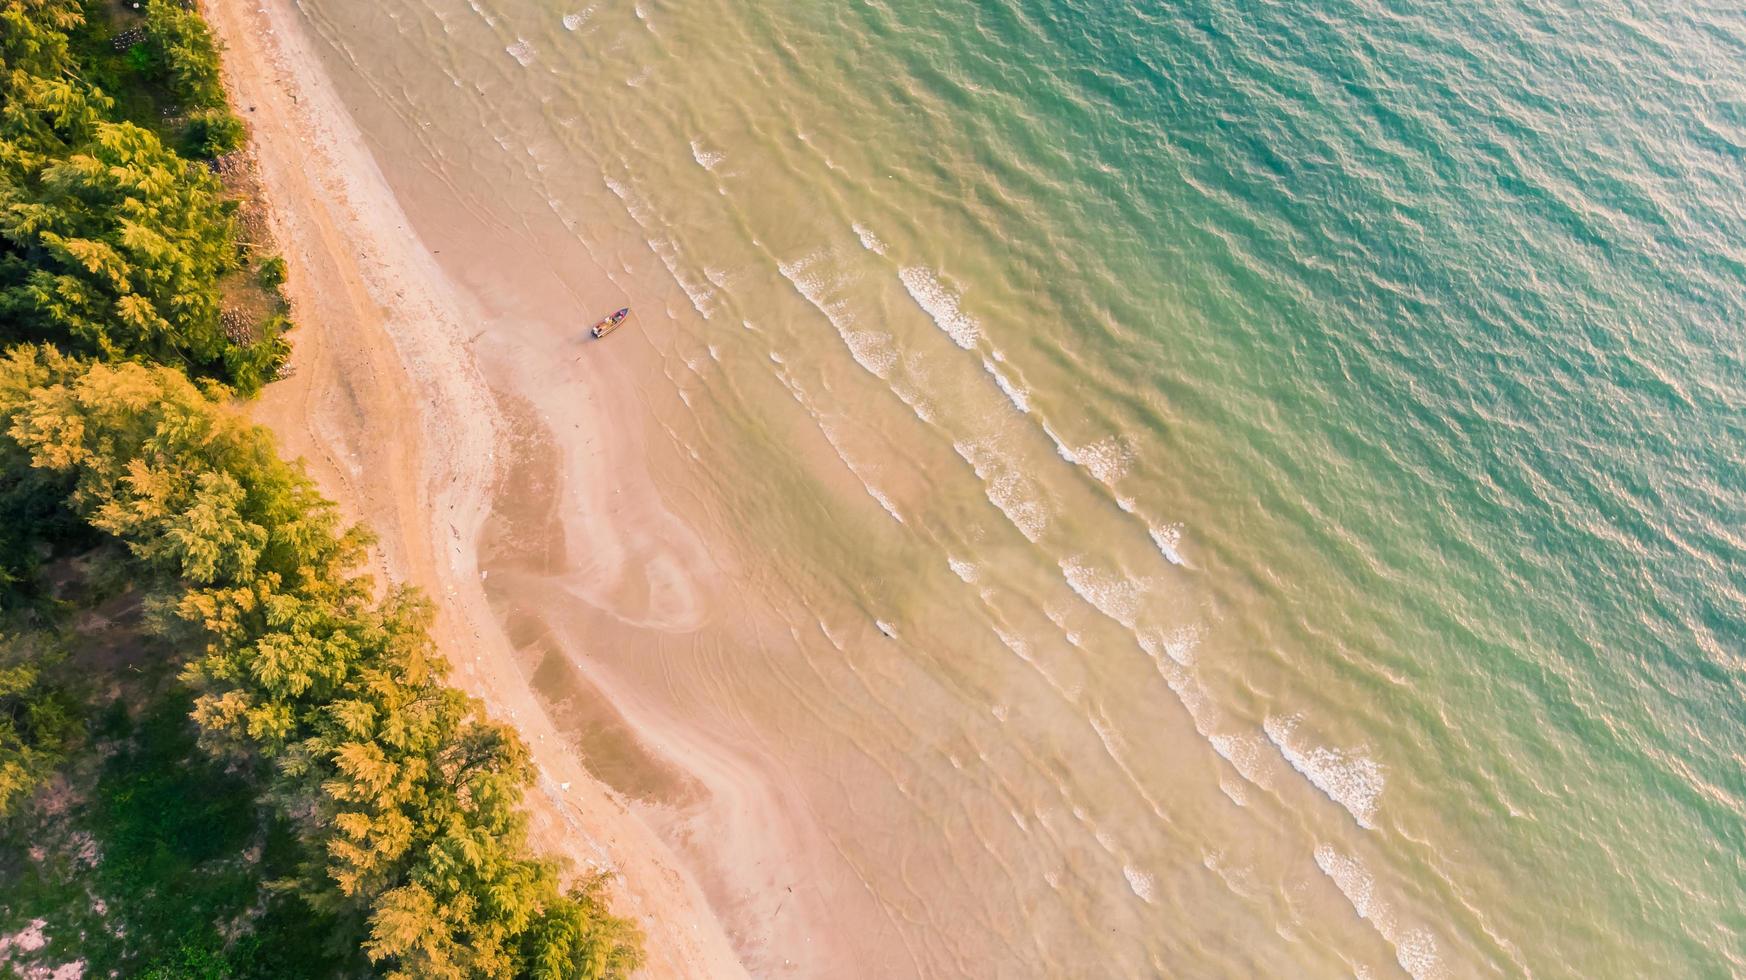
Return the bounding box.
[591,307,631,338]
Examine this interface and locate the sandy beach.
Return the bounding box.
[206,2,755,975]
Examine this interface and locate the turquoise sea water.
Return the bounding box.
[299,0,1746,972]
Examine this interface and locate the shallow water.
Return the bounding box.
[293,0,1746,974]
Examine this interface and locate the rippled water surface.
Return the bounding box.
[295,0,1746,973]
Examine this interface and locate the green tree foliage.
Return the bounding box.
[141,0,228,110]
[182,106,246,157]
[136,0,250,159]
[0,349,646,978]
[0,109,238,364]
[0,0,80,79]
[0,634,78,817]
[257,254,287,288]
[0,3,642,973]
[0,4,282,392]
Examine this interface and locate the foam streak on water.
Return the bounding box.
[1264,716,1384,830]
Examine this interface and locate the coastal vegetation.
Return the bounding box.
[0,1,644,976]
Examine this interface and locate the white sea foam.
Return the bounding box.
[649,238,715,318]
[1078,437,1132,486]
[816,617,846,651]
[986,470,1048,542]
[899,267,979,349]
[1043,422,1078,466]
[852,222,888,255]
[947,556,979,583]
[982,357,1031,413]
[1059,557,1142,628]
[1088,710,1126,755]
[603,176,650,224]
[1314,845,1378,919]
[1394,930,1444,979]
[561,9,591,30]
[777,251,858,332]
[1314,846,1445,980]
[1162,626,1200,666]
[505,39,535,66]
[1209,732,1272,788]
[952,439,1050,541]
[1136,628,1196,671]
[1042,424,1134,489]
[844,331,898,378]
[1265,716,1384,829]
[689,140,725,171]
[1123,865,1157,904]
[464,0,497,27]
[1149,522,1187,566]
[990,626,1035,665]
[1218,777,1248,806]
[866,485,904,524]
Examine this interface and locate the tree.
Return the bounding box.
[0,117,238,365]
[142,0,229,110]
[0,633,79,816]
[0,0,81,79]
[0,349,645,977]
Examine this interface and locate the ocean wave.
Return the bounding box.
[982,356,1031,413]
[899,267,979,349]
[852,221,888,255]
[777,250,858,331]
[463,0,496,27]
[990,625,1036,666]
[647,236,715,318]
[1217,777,1248,807]
[952,439,1050,541]
[1314,845,1444,980]
[1209,733,1273,788]
[689,139,725,171]
[1041,423,1133,488]
[1264,716,1384,829]
[1148,522,1187,566]
[505,39,534,66]
[1140,625,1199,668]
[820,423,904,525]
[1123,865,1157,904]
[1059,556,1143,629]
[844,331,898,378]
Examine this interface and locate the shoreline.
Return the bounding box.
[205,2,750,975]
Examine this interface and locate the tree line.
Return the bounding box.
[0,1,645,976]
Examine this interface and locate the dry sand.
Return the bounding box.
[207,1,752,975]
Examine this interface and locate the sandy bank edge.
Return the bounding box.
[206,2,749,975]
